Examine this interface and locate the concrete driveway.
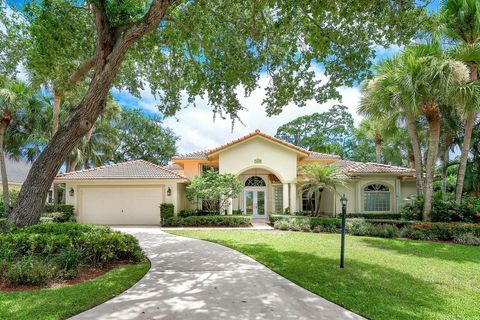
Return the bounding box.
[70,227,364,320]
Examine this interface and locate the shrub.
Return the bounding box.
[0,223,145,286]
[347,213,402,220]
[363,219,414,228]
[51,211,76,223]
[367,224,399,238]
[295,211,326,217]
[4,257,53,286]
[453,233,480,246]
[401,222,480,241]
[346,218,370,236]
[179,209,210,217]
[274,219,290,230]
[160,203,174,224]
[163,215,251,227]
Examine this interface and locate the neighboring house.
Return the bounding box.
[1,154,32,188]
[55,130,416,225]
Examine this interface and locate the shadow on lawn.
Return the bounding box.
[210,239,449,320]
[357,237,480,264]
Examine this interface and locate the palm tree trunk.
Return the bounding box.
[0,122,10,216]
[52,90,61,136]
[405,113,424,196]
[456,62,479,204]
[315,190,322,214]
[375,137,382,163]
[440,149,449,201]
[422,102,441,221]
[455,109,478,204]
[66,158,79,173]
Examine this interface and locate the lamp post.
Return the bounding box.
[340,194,348,268]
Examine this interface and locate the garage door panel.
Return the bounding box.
[80,186,164,225]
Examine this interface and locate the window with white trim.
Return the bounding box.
[364,184,390,212]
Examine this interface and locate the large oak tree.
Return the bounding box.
[0,0,427,226]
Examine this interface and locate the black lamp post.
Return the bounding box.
[340,194,348,268]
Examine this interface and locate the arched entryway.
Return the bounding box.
[233,166,295,218]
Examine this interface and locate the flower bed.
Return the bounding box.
[269,214,480,245]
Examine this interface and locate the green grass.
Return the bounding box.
[169,230,480,320]
[0,262,149,320]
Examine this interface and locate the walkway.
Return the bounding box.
[70,227,364,320]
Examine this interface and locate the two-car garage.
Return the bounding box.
[54,160,186,225]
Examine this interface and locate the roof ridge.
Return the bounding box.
[137,159,186,178]
[56,161,134,177]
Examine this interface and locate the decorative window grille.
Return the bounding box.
[245,176,266,187]
[364,184,390,212]
[273,185,283,212]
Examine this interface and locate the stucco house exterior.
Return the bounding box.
[55,130,417,225]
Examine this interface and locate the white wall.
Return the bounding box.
[218,137,299,182]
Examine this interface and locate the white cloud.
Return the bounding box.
[122,72,363,155]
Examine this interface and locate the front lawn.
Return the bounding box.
[169,230,480,320]
[0,262,149,320]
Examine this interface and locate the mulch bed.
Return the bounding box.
[0,261,125,292]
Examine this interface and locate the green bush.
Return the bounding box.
[0,223,145,286]
[453,233,480,246]
[401,195,480,223]
[178,209,211,217]
[346,218,370,236]
[163,215,251,227]
[44,204,75,215]
[367,224,399,238]
[347,213,402,220]
[4,257,53,286]
[160,203,174,224]
[363,219,414,228]
[273,219,290,230]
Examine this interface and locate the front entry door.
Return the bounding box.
[244,189,266,218]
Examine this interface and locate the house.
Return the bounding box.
[1,154,32,189]
[55,130,417,225]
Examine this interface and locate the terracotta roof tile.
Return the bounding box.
[308,151,340,160]
[55,160,186,180]
[333,160,415,179]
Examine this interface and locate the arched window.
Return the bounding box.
[364,184,390,212]
[245,176,266,187]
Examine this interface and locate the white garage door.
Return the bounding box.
[79,186,164,225]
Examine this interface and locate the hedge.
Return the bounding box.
[163,215,251,227]
[270,215,480,245]
[347,213,402,220]
[160,203,174,224]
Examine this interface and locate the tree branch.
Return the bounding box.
[69,58,95,85]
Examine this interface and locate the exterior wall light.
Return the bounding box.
[167,187,172,196]
[69,187,75,197]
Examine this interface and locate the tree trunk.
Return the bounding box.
[440,149,449,201]
[66,158,79,173]
[456,62,479,204]
[422,101,441,221]
[315,189,322,214]
[455,109,478,204]
[8,1,174,227]
[405,113,424,196]
[0,120,10,216]
[52,90,61,136]
[374,136,382,163]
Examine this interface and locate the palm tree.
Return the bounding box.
[357,118,384,163]
[360,56,426,197]
[0,80,29,215]
[298,163,345,214]
[442,0,480,204]
[361,42,471,220]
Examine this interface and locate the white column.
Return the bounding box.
[282,183,289,213]
[227,197,233,215]
[289,183,297,214]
